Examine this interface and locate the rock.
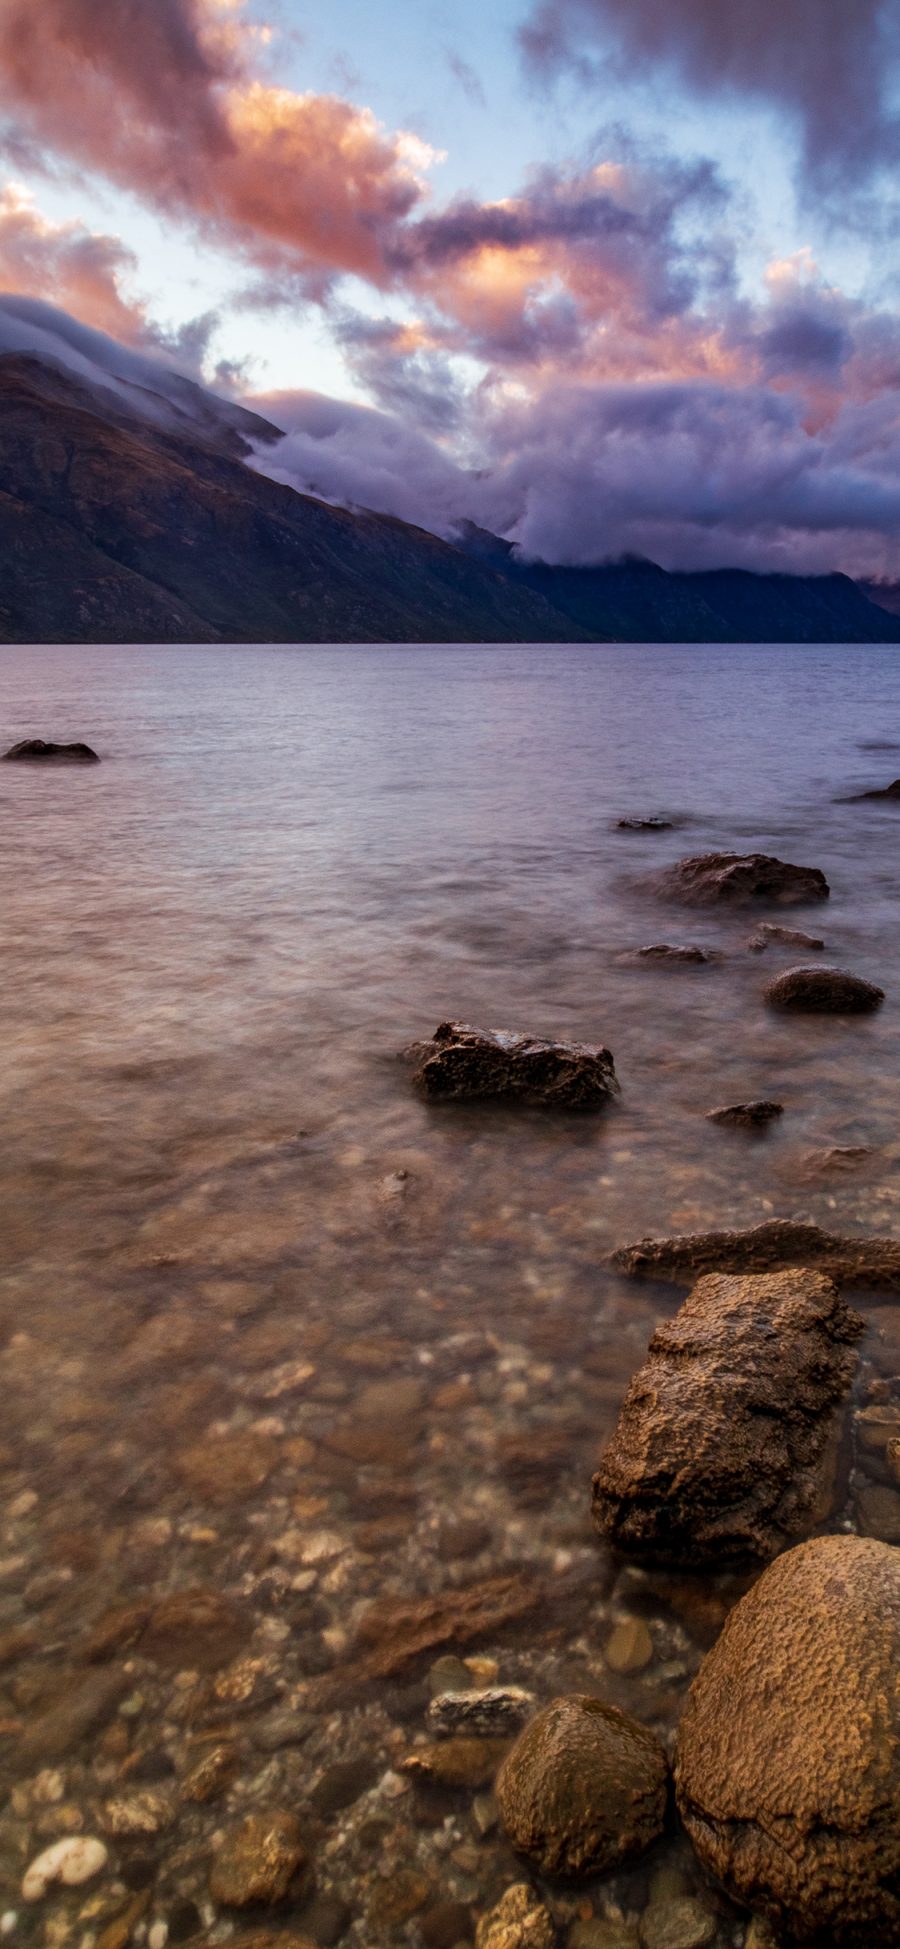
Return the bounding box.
[475,1884,555,1949]
[3,738,100,763]
[616,817,674,830]
[368,1872,431,1929]
[410,1022,619,1110]
[22,1836,109,1900]
[855,1483,900,1542]
[636,946,713,965]
[845,779,900,799]
[611,1217,900,1291]
[888,1437,900,1486]
[437,1518,493,1561]
[764,964,884,1013]
[402,1735,512,1789]
[638,1901,716,1949]
[797,1144,873,1176]
[675,1535,900,1944]
[427,1688,534,1736]
[753,921,825,949]
[308,1756,377,1816]
[495,1694,668,1878]
[18,1667,128,1765]
[101,1790,175,1835]
[594,1270,862,1566]
[179,1743,240,1803]
[209,1811,311,1908]
[658,852,829,906]
[604,1617,654,1674]
[139,1588,249,1671]
[297,1892,352,1945]
[354,1574,542,1679]
[706,1100,783,1128]
[175,1432,280,1502]
[421,1898,475,1948]
[568,1924,639,1949]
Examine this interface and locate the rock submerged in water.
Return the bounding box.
[593,1269,863,1566]
[615,815,674,830]
[764,963,884,1013]
[674,1535,900,1945]
[495,1694,668,1878]
[636,944,714,965]
[3,737,99,763]
[411,1022,619,1110]
[752,920,825,950]
[843,778,900,800]
[658,852,829,906]
[475,1884,555,1949]
[611,1216,900,1291]
[706,1100,783,1129]
[209,1810,311,1907]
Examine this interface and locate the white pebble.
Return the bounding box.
[22,1837,108,1901]
[1,1914,18,1936]
[148,1925,168,1949]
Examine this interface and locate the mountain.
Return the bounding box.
[0,302,899,644]
[455,523,900,645]
[860,581,900,618]
[0,351,579,645]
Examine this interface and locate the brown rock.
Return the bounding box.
[475,1885,555,1949]
[753,921,825,949]
[706,1100,783,1128]
[140,1589,249,1672]
[402,1735,512,1788]
[611,1217,900,1291]
[175,1432,280,1503]
[659,852,828,906]
[495,1694,668,1878]
[674,1536,900,1944]
[593,1270,862,1565]
[209,1811,310,1908]
[18,1665,128,1765]
[354,1574,541,1679]
[180,1743,240,1803]
[4,738,99,762]
[367,1870,431,1929]
[856,1482,900,1542]
[636,945,713,965]
[410,1022,619,1110]
[764,964,884,1013]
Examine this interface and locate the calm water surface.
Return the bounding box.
[1,642,899,1946]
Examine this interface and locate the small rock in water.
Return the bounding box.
[615,816,674,830]
[855,1483,900,1542]
[569,1923,640,1949]
[410,1022,619,1110]
[765,964,884,1013]
[22,1836,108,1900]
[611,1217,900,1291]
[4,738,100,763]
[475,1884,555,1949]
[637,945,713,965]
[209,1811,310,1907]
[496,1694,668,1877]
[403,1735,512,1788]
[753,921,825,949]
[101,1790,175,1835]
[844,778,900,800]
[659,852,829,906]
[706,1100,783,1129]
[427,1686,534,1736]
[639,1899,717,1949]
[604,1617,654,1674]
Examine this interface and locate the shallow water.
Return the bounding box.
[1,642,899,1947]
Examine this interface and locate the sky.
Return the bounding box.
[2,0,900,574]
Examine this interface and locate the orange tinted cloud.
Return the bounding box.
[0,0,435,282]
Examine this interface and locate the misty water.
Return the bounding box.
[1,640,900,1947]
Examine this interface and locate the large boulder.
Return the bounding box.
[495,1694,668,1878]
[411,1022,619,1110]
[611,1217,900,1291]
[593,1270,862,1565]
[658,853,828,906]
[764,965,884,1013]
[674,1535,900,1944]
[4,738,99,762]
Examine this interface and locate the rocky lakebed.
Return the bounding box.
[2,642,900,1949]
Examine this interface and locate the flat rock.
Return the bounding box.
[495,1694,668,1878]
[636,945,713,965]
[209,1811,311,1907]
[611,1217,900,1291]
[593,1269,862,1566]
[354,1573,541,1679]
[402,1734,512,1788]
[4,737,100,763]
[139,1589,249,1671]
[427,1686,534,1736]
[706,1100,783,1128]
[411,1022,619,1110]
[18,1666,128,1765]
[658,852,829,906]
[175,1432,280,1503]
[674,1535,900,1944]
[753,921,825,949]
[615,816,674,830]
[639,1900,716,1949]
[844,779,900,800]
[764,964,884,1012]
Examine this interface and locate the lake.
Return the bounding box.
[1,641,899,1947]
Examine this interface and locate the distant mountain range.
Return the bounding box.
[1,333,898,645]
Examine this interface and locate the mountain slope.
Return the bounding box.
[0,356,582,645]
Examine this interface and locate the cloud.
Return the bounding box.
[248,386,472,530]
[0,0,437,284]
[444,49,487,108]
[520,0,900,197]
